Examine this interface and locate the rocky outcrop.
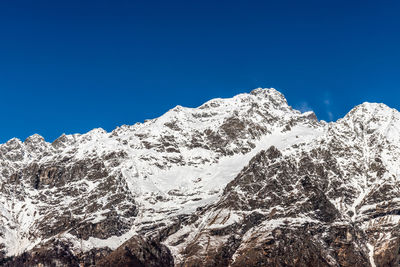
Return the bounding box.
[1,236,173,267]
[96,236,173,267]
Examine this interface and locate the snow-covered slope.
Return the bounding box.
[0,88,399,267]
[164,101,400,267]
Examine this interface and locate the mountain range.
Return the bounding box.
[1,88,400,266]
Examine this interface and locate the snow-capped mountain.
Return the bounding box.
[1,88,399,266]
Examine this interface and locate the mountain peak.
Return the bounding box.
[24,133,46,144]
[250,87,287,101]
[343,101,397,119]
[341,101,398,128]
[250,87,279,96]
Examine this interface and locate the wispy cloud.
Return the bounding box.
[295,94,334,121]
[296,101,312,113]
[327,111,333,121]
[323,93,334,121]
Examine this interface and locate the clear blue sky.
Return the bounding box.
[1,0,400,143]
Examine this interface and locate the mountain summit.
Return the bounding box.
[1,88,399,266]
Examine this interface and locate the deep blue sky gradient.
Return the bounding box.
[1,0,400,142]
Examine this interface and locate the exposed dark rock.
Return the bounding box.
[3,240,79,267]
[96,236,174,267]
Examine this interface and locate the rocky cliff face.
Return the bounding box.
[0,88,399,266]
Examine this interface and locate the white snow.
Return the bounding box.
[367,243,376,267]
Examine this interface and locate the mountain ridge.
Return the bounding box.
[5,88,397,147]
[1,88,307,145]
